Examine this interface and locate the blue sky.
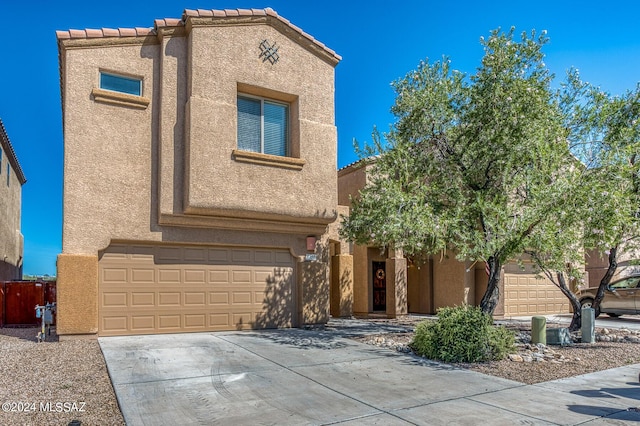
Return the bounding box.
[1,1,639,275]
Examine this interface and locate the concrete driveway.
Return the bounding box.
[99,320,640,425]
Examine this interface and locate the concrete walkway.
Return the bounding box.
[99,319,640,425]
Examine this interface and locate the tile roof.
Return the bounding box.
[56,8,341,62]
[0,119,27,185]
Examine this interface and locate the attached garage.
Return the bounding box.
[503,273,571,316]
[98,244,296,336]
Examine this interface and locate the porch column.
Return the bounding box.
[330,253,353,317]
[385,247,407,317]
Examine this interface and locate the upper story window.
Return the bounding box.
[100,72,142,96]
[237,95,289,157]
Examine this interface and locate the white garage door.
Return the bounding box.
[504,273,571,316]
[99,244,296,336]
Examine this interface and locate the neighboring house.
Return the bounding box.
[56,8,341,337]
[0,119,26,281]
[331,161,572,318]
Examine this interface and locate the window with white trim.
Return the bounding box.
[237,95,289,157]
[100,72,142,96]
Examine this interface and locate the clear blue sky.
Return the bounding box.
[1,1,639,276]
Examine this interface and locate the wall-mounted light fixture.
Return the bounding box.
[306,236,317,252]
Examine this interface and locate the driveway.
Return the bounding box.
[100,320,640,425]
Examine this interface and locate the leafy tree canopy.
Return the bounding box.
[341,28,585,313]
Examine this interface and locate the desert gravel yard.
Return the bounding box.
[1,317,639,425]
[0,327,124,426]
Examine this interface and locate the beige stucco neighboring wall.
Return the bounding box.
[0,134,24,280]
[432,255,475,310]
[337,162,369,207]
[407,261,433,314]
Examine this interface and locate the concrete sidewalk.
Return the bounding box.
[100,319,640,425]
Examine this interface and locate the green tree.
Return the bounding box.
[341,28,580,315]
[566,76,640,314]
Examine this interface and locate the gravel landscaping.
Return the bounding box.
[353,317,640,385]
[0,327,124,426]
[1,316,638,424]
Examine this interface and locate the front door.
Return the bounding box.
[372,261,386,311]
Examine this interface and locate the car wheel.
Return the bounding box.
[580,298,601,318]
[607,313,621,318]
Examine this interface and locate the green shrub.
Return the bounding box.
[410,305,515,363]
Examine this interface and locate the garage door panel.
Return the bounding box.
[159,269,181,283]
[103,292,127,307]
[99,245,295,336]
[184,292,206,306]
[131,292,154,306]
[158,292,181,306]
[103,268,128,283]
[209,292,230,305]
[184,248,206,262]
[131,269,154,283]
[231,249,252,263]
[209,270,230,283]
[184,269,206,283]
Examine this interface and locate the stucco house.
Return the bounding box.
[0,119,26,281]
[333,161,572,318]
[56,8,341,337]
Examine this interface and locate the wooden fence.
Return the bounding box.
[0,281,56,327]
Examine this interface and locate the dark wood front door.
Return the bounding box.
[372,261,386,311]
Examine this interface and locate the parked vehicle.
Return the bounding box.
[577,274,640,317]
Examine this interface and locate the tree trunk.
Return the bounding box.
[479,256,501,315]
[554,272,583,331]
[593,246,618,312]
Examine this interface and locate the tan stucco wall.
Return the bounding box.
[56,254,98,335]
[432,255,475,309]
[298,259,330,325]
[61,23,338,257]
[0,150,23,280]
[181,24,337,224]
[408,261,433,313]
[337,163,368,207]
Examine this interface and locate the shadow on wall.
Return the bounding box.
[253,267,295,330]
[254,247,330,330]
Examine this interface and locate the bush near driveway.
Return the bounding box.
[411,305,515,363]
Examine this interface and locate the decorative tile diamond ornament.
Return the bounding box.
[259,39,280,65]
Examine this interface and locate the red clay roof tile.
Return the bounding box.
[102,28,120,37]
[118,28,136,37]
[85,29,103,38]
[197,9,214,17]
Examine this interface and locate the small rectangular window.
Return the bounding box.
[100,72,142,96]
[237,95,288,157]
